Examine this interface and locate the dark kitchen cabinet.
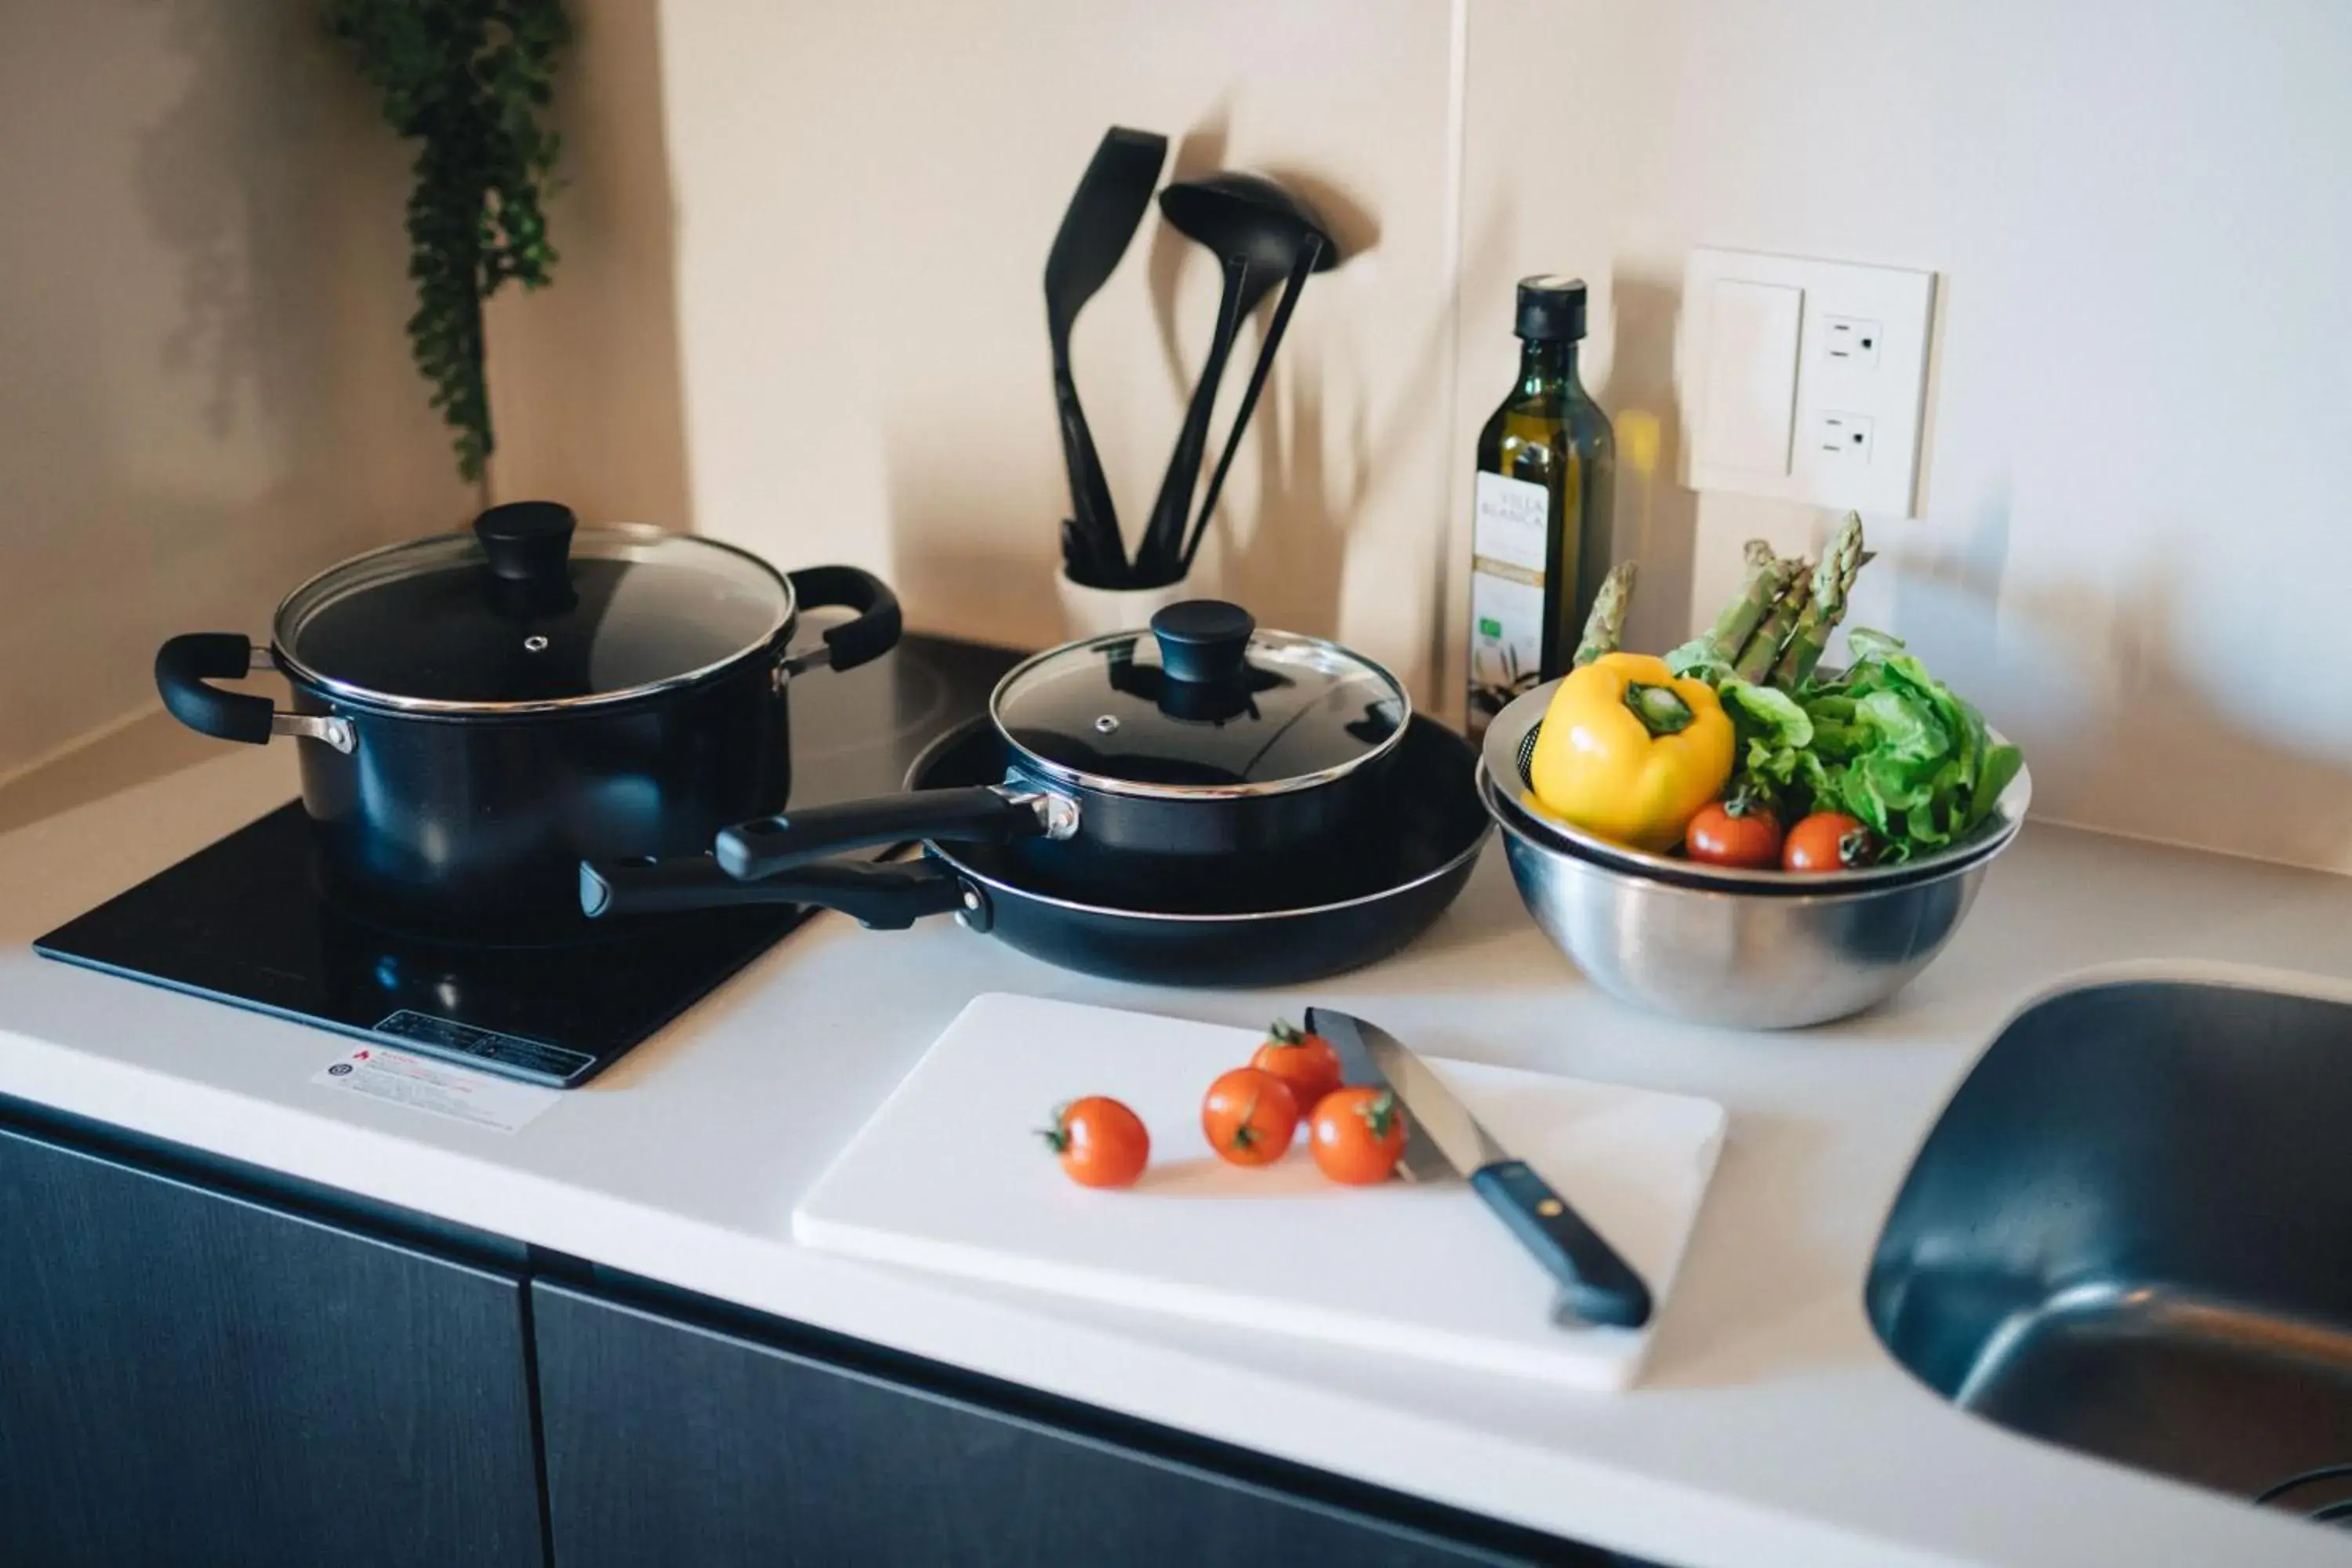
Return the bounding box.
[0,1098,1630,1568]
[532,1277,1602,1568]
[0,1120,543,1568]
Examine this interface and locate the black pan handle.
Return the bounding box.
[157,633,273,745]
[715,786,1074,881]
[580,853,974,931]
[784,566,903,676]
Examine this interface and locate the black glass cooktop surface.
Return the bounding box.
[34,633,1025,1087]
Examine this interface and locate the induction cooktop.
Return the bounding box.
[34,634,1025,1087]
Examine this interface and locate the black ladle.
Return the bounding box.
[1135,172,1340,586]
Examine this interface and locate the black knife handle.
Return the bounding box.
[1469,1160,1653,1329]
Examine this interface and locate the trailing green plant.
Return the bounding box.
[325,0,571,482]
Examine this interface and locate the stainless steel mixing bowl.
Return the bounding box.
[1481,763,2009,1026]
[1475,671,2031,1027]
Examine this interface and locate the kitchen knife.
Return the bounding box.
[1305,1008,1653,1329]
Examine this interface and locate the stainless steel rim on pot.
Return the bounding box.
[710,599,1414,891]
[152,500,903,941]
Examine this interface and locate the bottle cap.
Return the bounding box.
[1515,275,1588,342]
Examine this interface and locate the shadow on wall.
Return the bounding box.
[0,0,467,777]
[2001,559,2352,871]
[1853,498,2352,869]
[132,2,265,438]
[480,0,695,528]
[1599,273,1700,656]
[880,413,1063,651]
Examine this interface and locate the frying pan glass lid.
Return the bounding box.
[990,601,1410,793]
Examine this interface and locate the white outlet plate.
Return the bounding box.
[1680,248,1936,517]
[1815,409,1874,463]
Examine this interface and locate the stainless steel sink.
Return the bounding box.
[1867,978,2352,1530]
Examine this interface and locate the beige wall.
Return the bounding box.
[657,0,2350,871]
[0,2,474,780]
[485,0,693,529]
[9,1,2349,874]
[1454,0,2352,871]
[655,0,1461,688]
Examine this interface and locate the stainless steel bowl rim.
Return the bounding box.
[1478,762,2020,904]
[1481,676,2032,891]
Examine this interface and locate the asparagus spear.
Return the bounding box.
[1664,543,1792,675]
[1572,561,1639,667]
[1732,560,1813,684]
[1769,512,1867,688]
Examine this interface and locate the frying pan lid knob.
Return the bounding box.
[1150,600,1254,685]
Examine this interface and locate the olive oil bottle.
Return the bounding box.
[1466,276,1615,739]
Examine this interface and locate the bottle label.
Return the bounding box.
[1468,472,1549,737]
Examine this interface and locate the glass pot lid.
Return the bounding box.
[990,601,1411,795]
[272,503,794,712]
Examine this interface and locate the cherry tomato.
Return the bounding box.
[1684,798,1783,869]
[1248,1020,1342,1124]
[1040,1097,1149,1189]
[1200,1068,1298,1166]
[1782,811,1876,873]
[1308,1087,1409,1185]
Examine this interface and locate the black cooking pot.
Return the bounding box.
[154,500,899,942]
[713,600,1410,898]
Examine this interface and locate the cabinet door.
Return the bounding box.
[0,1123,543,1568]
[535,1279,1592,1568]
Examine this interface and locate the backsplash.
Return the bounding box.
[655,0,2350,873]
[1452,0,2352,872]
[8,0,2346,873]
[0,1,471,782]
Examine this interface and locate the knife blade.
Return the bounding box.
[1306,1008,1653,1329]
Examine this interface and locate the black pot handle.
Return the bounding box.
[156,634,354,752]
[580,853,974,931]
[157,633,273,745]
[785,565,903,676]
[715,786,1075,881]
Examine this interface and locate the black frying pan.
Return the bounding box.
[581,714,1490,987]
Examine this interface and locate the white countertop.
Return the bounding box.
[3,740,2349,1568]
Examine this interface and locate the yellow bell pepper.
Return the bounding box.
[1527,653,1734,853]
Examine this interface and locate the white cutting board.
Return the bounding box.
[793,994,1727,1390]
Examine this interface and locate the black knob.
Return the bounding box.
[474,501,576,585]
[1151,600,1254,684]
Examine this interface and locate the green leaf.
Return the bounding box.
[1970,742,2025,826]
[1719,679,1814,750]
[324,0,572,481]
[1856,688,1949,763]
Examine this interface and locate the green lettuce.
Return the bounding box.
[1703,629,2021,860]
[1795,629,2023,860]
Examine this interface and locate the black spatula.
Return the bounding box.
[1044,126,1167,588]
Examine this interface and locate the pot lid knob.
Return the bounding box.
[474,500,577,586]
[1150,600,1254,685]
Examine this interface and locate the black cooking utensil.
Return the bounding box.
[1181,230,1325,575]
[1134,172,1340,586]
[1045,126,1168,588]
[582,714,1488,986]
[1134,249,1252,587]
